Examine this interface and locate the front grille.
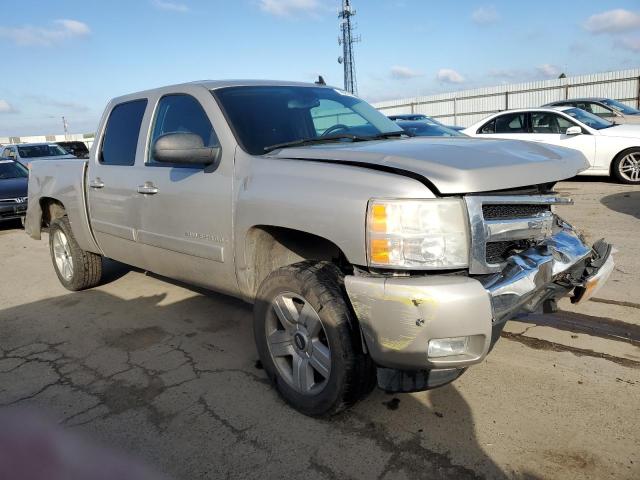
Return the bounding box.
[485,240,530,264]
[465,194,570,274]
[482,204,551,220]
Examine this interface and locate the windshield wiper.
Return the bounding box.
[369,130,414,139]
[264,131,411,153]
[264,134,373,153]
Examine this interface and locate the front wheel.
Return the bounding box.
[253,261,375,417]
[612,149,640,184]
[49,216,103,291]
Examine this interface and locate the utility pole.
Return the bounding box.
[62,116,69,140]
[338,0,360,95]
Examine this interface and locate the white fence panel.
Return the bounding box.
[374,69,640,127]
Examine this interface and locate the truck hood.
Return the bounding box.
[0,177,28,199]
[270,137,588,194]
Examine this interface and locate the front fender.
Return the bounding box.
[232,152,434,298]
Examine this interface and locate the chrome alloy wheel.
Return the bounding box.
[52,229,74,281]
[266,292,331,395]
[619,152,640,182]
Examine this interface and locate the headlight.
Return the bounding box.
[366,198,469,269]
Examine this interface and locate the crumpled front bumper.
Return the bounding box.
[345,228,614,371]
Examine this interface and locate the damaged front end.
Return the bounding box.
[345,192,614,393]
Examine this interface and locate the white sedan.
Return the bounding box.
[463,107,640,184]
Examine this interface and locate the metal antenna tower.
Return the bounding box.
[338,0,360,94]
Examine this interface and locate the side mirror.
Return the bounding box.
[565,126,582,136]
[152,133,219,165]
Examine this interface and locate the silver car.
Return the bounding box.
[544,97,640,124]
[1,143,76,169]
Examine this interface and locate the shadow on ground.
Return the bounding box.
[0,284,539,479]
[601,191,640,220]
[0,219,22,233]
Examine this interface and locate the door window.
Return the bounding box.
[531,112,577,134]
[493,113,527,133]
[148,94,219,167]
[100,99,148,166]
[588,103,615,118]
[479,119,495,134]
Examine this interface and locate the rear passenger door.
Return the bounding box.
[136,88,236,292]
[87,98,149,267]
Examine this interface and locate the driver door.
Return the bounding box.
[528,112,596,167]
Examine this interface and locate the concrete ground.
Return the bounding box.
[0,178,638,480]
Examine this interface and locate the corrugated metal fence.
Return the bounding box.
[373,68,640,128]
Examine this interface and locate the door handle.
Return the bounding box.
[137,182,159,195]
[89,178,104,189]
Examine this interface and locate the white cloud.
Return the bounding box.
[0,19,90,46]
[0,100,17,113]
[584,9,640,34]
[151,0,190,13]
[616,36,640,52]
[55,19,90,36]
[390,66,423,79]
[24,95,88,112]
[436,68,465,84]
[536,64,561,78]
[472,6,500,25]
[488,68,523,80]
[259,0,322,17]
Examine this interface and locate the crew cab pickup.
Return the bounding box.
[26,81,614,416]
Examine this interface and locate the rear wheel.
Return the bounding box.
[49,216,103,291]
[254,261,375,417]
[612,149,640,184]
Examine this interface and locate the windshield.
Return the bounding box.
[397,120,465,137]
[0,160,28,179]
[17,144,70,158]
[600,99,640,115]
[562,108,613,130]
[213,86,405,154]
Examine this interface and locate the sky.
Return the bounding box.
[0,0,639,136]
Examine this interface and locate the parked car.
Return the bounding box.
[0,159,28,224]
[26,80,613,416]
[395,119,466,137]
[463,107,640,184]
[388,114,464,131]
[543,98,640,124]
[1,143,76,169]
[56,141,90,159]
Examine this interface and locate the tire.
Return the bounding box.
[254,261,375,417]
[49,216,103,291]
[612,149,640,184]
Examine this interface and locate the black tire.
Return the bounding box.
[49,216,103,291]
[254,261,375,417]
[611,148,640,185]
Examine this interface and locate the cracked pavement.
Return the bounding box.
[1,179,639,479]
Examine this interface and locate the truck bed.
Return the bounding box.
[26,159,100,254]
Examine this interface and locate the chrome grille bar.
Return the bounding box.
[465,195,573,274]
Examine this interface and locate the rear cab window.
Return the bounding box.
[100,99,148,166]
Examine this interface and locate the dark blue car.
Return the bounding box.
[0,159,28,225]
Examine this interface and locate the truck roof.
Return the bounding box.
[109,80,334,105]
